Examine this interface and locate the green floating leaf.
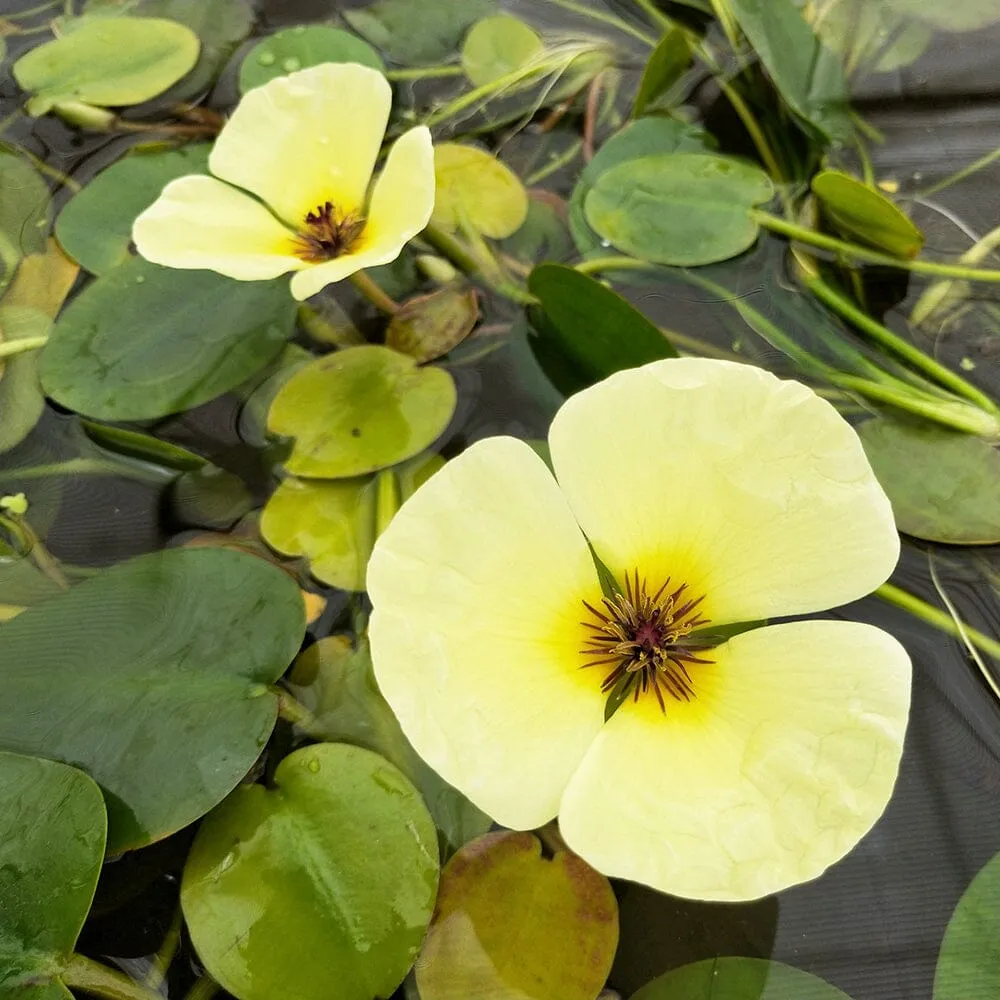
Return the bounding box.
[0,307,50,455]
[886,0,1000,31]
[934,848,1000,998]
[569,117,715,256]
[0,752,107,1000]
[431,142,529,240]
[0,150,52,284]
[182,743,439,1000]
[267,345,457,479]
[41,256,297,421]
[0,548,305,853]
[13,17,200,115]
[632,957,852,999]
[288,635,490,853]
[858,417,1000,545]
[585,152,774,266]
[728,0,852,144]
[56,143,211,275]
[2,238,79,318]
[239,24,385,93]
[501,195,573,267]
[261,476,376,591]
[460,14,543,87]
[386,283,479,363]
[527,263,676,396]
[416,831,618,1000]
[344,0,496,65]
[633,27,690,117]
[812,170,923,258]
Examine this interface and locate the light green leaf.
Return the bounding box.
[0,150,52,286]
[584,152,774,266]
[0,306,50,454]
[40,256,297,421]
[885,0,1000,31]
[460,15,543,87]
[0,548,305,852]
[182,743,439,1000]
[267,345,457,479]
[239,24,385,93]
[14,17,200,114]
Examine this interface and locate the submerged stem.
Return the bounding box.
[62,954,165,1000]
[386,65,464,81]
[272,687,326,739]
[182,975,220,1000]
[544,0,658,46]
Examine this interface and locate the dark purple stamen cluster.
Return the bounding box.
[292,201,366,262]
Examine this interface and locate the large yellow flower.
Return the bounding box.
[367,358,911,902]
[132,62,434,301]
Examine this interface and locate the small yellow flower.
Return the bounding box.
[367,358,911,902]
[132,63,434,301]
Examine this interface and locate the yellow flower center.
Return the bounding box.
[291,201,366,262]
[581,570,712,712]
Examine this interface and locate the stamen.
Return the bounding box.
[291,201,366,262]
[580,570,713,714]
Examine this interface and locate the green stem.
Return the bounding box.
[753,210,1000,283]
[0,141,80,192]
[349,270,400,314]
[0,458,174,484]
[803,274,1000,415]
[916,144,1000,199]
[709,0,742,50]
[633,0,675,32]
[5,0,59,17]
[545,0,657,46]
[664,327,743,360]
[0,335,47,359]
[272,687,326,739]
[182,974,219,1000]
[375,468,400,538]
[143,906,182,991]
[876,582,1000,663]
[62,954,165,1000]
[385,65,464,82]
[717,81,785,183]
[525,138,583,186]
[574,255,659,276]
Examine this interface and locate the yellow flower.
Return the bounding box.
[367,358,910,902]
[132,63,434,301]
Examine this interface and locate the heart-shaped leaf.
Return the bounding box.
[0,547,305,853]
[460,15,543,86]
[56,143,210,275]
[858,417,1000,544]
[0,751,106,1000]
[13,17,200,115]
[584,152,774,266]
[40,256,297,421]
[416,831,618,1000]
[239,24,385,93]
[812,171,924,258]
[267,345,457,479]
[182,743,439,1000]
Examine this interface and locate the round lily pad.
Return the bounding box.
[0,547,305,853]
[416,831,618,1000]
[40,255,297,421]
[267,345,457,479]
[56,143,211,275]
[460,15,543,87]
[584,152,774,266]
[239,24,385,93]
[431,143,529,239]
[0,751,106,1000]
[13,16,200,115]
[182,743,439,1000]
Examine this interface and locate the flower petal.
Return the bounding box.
[367,436,607,830]
[287,127,435,300]
[547,358,898,623]
[132,175,305,280]
[209,62,391,227]
[559,619,911,901]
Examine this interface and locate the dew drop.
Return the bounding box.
[282,57,302,72]
[135,275,145,283]
[257,50,276,66]
[307,758,320,773]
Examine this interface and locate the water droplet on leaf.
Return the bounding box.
[282,57,301,72]
[257,51,276,66]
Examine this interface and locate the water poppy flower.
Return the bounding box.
[367,359,910,902]
[132,62,433,301]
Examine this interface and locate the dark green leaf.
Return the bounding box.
[56,143,211,275]
[416,831,618,1000]
[0,151,51,284]
[182,743,439,1000]
[0,548,305,852]
[812,170,924,258]
[858,417,1000,544]
[728,0,852,144]
[169,465,253,530]
[633,27,690,117]
[0,752,106,1000]
[239,25,385,93]
[40,256,297,421]
[527,263,675,396]
[584,152,774,266]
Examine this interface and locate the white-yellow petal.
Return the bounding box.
[132,175,305,280]
[288,127,435,301]
[548,358,898,624]
[367,436,607,830]
[209,62,391,228]
[559,620,911,901]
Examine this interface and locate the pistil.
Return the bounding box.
[292,201,366,262]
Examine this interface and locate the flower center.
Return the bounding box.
[581,570,713,713]
[292,201,366,262]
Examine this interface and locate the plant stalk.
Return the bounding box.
[349,271,400,314]
[62,954,166,1000]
